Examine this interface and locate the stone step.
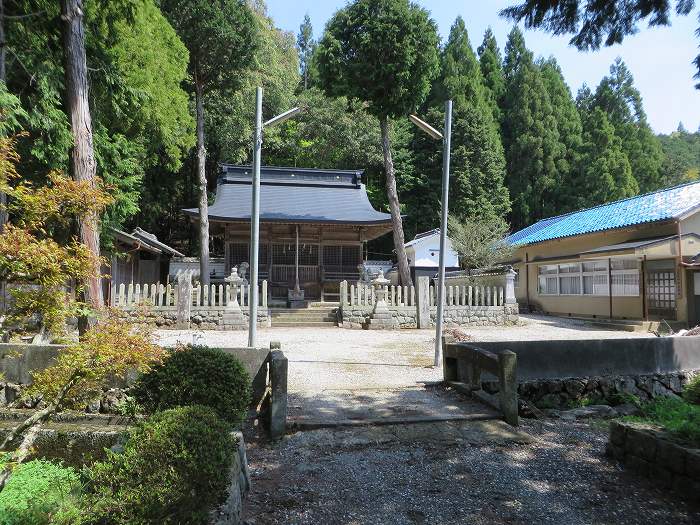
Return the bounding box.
[271,321,337,328]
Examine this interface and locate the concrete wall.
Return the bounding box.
[339,304,519,329]
[118,307,271,330]
[469,337,700,381]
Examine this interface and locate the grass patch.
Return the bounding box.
[623,396,700,448]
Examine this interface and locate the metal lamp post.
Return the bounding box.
[248,86,302,347]
[409,100,453,367]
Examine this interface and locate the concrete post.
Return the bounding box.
[269,349,287,439]
[340,280,348,308]
[416,276,430,329]
[505,268,517,305]
[498,350,518,426]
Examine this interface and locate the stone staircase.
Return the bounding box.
[269,304,338,327]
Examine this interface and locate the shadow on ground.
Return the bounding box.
[242,415,700,525]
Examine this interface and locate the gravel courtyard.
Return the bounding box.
[153,314,700,524]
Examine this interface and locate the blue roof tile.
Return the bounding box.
[507,181,700,246]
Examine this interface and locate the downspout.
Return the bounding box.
[525,252,530,311]
[641,255,647,321]
[608,257,613,319]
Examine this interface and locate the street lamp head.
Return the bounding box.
[409,114,443,140]
[264,106,302,128]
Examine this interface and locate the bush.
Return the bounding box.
[0,457,79,525]
[82,406,235,524]
[683,373,700,405]
[132,345,252,425]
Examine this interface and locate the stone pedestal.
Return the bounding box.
[287,288,305,308]
[368,271,398,330]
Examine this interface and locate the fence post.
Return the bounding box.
[268,346,287,440]
[505,269,517,305]
[498,350,518,426]
[415,276,430,329]
[262,280,268,308]
[340,280,348,308]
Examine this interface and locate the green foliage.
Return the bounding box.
[574,107,638,208]
[133,345,252,425]
[297,13,315,90]
[657,125,700,187]
[81,406,235,524]
[590,59,664,192]
[0,457,79,525]
[684,374,700,405]
[626,396,700,447]
[477,28,505,124]
[447,215,513,270]
[160,0,258,95]
[5,0,194,234]
[315,0,440,119]
[501,27,566,229]
[538,57,583,212]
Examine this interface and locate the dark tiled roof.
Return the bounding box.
[507,181,700,246]
[183,165,392,225]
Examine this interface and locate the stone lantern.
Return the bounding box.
[222,267,246,330]
[368,270,397,329]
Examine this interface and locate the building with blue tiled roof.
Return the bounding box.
[507,181,700,327]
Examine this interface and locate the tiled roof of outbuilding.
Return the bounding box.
[507,181,700,246]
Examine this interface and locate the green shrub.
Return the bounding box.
[624,396,700,447]
[132,345,252,425]
[683,373,700,405]
[0,457,79,525]
[82,405,235,524]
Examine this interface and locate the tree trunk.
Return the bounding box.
[60,0,102,309]
[195,82,210,288]
[0,0,6,84]
[379,116,412,286]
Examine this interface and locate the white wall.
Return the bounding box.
[406,233,459,268]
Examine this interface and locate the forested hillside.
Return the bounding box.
[2,0,698,258]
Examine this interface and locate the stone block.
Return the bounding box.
[685,449,700,479]
[656,438,687,474]
[672,475,700,502]
[627,428,657,461]
[605,442,625,461]
[650,463,673,490]
[626,455,651,477]
[609,420,627,447]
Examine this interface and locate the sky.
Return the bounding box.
[266,0,700,135]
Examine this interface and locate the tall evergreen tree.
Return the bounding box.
[501,27,565,229]
[159,0,258,287]
[575,107,638,207]
[477,28,505,124]
[591,59,663,192]
[538,57,583,212]
[316,0,440,286]
[412,17,509,232]
[297,13,314,90]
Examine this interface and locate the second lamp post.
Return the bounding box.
[409,100,453,367]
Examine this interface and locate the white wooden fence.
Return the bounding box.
[111,281,268,308]
[345,283,505,308]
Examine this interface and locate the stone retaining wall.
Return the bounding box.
[606,420,700,502]
[118,307,271,330]
[511,370,700,409]
[339,304,519,329]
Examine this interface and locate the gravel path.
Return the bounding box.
[157,315,690,524]
[243,418,700,525]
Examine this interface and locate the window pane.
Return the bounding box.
[583,274,608,295]
[582,261,607,272]
[559,275,581,294]
[611,259,639,271]
[612,272,640,296]
[539,276,558,294]
[539,265,558,275]
[558,263,581,274]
